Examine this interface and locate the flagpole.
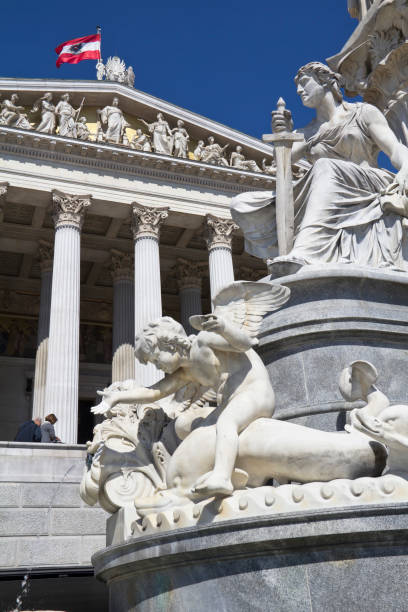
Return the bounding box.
[96,25,102,62]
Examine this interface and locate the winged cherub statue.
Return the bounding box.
[92,281,290,497]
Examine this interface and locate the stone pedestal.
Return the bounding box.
[93,502,408,612]
[258,265,408,431]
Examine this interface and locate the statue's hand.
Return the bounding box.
[200,314,226,334]
[394,167,408,195]
[272,109,293,133]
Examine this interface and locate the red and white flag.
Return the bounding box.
[55,33,101,68]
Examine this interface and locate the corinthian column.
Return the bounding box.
[32,241,53,419]
[111,249,135,383]
[176,258,206,334]
[205,214,238,301]
[0,182,8,223]
[44,190,91,444]
[132,203,169,387]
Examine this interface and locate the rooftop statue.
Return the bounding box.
[0,94,25,127]
[139,113,173,155]
[96,56,135,88]
[201,136,229,166]
[193,139,205,161]
[230,145,261,172]
[76,117,90,141]
[55,93,82,139]
[98,97,129,145]
[32,92,56,134]
[231,61,408,272]
[130,128,152,151]
[171,120,189,158]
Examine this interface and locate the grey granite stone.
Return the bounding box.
[0,483,21,507]
[0,509,49,536]
[94,503,408,612]
[21,482,82,508]
[16,535,81,566]
[0,538,17,567]
[259,268,408,429]
[51,507,107,536]
[81,535,106,564]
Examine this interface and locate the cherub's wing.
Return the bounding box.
[212,281,290,338]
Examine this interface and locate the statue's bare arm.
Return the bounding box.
[98,370,188,409]
[197,316,257,353]
[364,104,408,189]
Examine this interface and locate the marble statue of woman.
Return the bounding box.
[201,136,229,166]
[130,128,152,151]
[99,97,129,144]
[55,93,78,138]
[194,140,205,161]
[231,61,408,271]
[171,120,189,158]
[230,146,261,172]
[33,93,56,134]
[139,113,173,155]
[76,117,90,141]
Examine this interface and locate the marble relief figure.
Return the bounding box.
[130,128,152,151]
[171,120,189,158]
[139,113,173,155]
[0,94,25,126]
[55,93,78,138]
[201,136,229,166]
[230,145,261,172]
[32,92,56,134]
[231,61,408,271]
[98,97,129,144]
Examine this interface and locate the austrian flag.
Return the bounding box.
[55,33,101,68]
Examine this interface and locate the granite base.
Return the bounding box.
[93,502,408,612]
[259,265,408,430]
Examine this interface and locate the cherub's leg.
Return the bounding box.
[193,394,269,496]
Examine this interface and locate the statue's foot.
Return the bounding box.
[191,471,234,497]
[135,490,191,517]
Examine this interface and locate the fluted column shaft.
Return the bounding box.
[44,190,91,444]
[132,204,169,387]
[111,250,135,383]
[176,258,206,334]
[206,214,238,302]
[32,241,53,419]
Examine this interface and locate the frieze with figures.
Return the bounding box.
[0,92,278,174]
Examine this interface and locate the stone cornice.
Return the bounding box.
[0,125,274,193]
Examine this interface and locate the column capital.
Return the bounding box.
[176,258,207,290]
[51,189,92,231]
[110,249,134,281]
[131,203,169,241]
[37,240,54,273]
[205,214,238,252]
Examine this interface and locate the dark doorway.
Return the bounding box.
[77,399,95,444]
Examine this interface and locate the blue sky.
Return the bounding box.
[5,1,355,139]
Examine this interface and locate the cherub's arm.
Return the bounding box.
[196,315,257,353]
[95,370,188,411]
